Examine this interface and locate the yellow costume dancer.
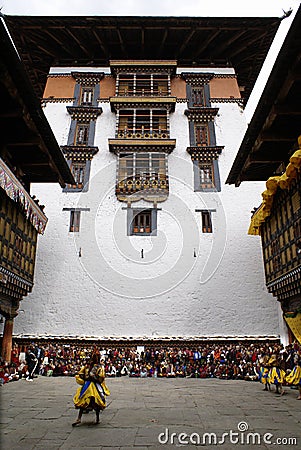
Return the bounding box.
[72,355,110,426]
[73,364,110,409]
[286,365,301,385]
[258,355,270,390]
[267,354,286,394]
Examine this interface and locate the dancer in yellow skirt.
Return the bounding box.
[258,355,270,391]
[286,347,301,400]
[72,351,110,426]
[267,353,286,395]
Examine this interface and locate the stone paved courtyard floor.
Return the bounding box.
[0,376,300,449]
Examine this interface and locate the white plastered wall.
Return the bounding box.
[11,69,281,340]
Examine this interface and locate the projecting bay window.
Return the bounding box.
[69,211,81,232]
[80,87,93,105]
[117,109,168,138]
[76,123,89,145]
[117,74,169,96]
[116,152,168,195]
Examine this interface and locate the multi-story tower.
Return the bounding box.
[5,60,281,341]
[2,15,284,342]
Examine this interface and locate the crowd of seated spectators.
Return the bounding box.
[0,341,299,385]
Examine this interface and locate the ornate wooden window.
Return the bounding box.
[118,110,134,135]
[133,210,151,234]
[198,162,214,189]
[117,109,168,138]
[259,172,301,300]
[117,74,169,96]
[152,110,167,134]
[127,208,158,236]
[201,211,212,233]
[12,234,23,267]
[192,87,206,107]
[69,211,81,232]
[80,87,93,105]
[153,75,169,95]
[116,152,169,202]
[0,188,39,292]
[117,152,168,194]
[271,239,281,272]
[71,162,86,189]
[136,109,151,133]
[62,146,98,193]
[136,75,150,96]
[118,75,134,95]
[195,124,209,146]
[183,73,212,108]
[75,124,89,145]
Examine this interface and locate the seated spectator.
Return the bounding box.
[140,366,148,378]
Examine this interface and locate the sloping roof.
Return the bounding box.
[227,5,301,185]
[4,15,281,101]
[0,17,74,187]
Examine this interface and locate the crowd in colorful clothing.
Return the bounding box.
[0,341,300,397]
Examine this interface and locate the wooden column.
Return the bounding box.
[1,317,14,363]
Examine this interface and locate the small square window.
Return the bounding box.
[70,211,81,232]
[127,208,157,236]
[201,211,212,233]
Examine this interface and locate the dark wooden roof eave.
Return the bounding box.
[0,17,74,187]
[226,5,301,186]
[3,15,281,103]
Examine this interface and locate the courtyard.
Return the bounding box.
[0,377,300,449]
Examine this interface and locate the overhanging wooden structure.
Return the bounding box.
[4,15,281,102]
[226,6,301,186]
[0,17,74,188]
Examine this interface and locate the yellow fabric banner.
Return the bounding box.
[284,313,301,345]
[248,146,301,236]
